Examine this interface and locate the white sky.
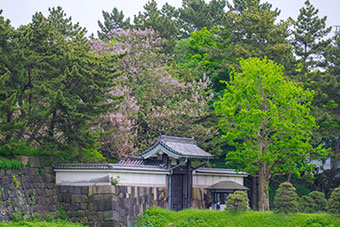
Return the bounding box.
[1,0,339,36]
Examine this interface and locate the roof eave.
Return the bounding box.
[141,144,214,160]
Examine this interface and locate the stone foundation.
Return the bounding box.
[0,161,58,221]
[58,185,168,227]
[192,187,212,209]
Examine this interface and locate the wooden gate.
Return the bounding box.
[171,174,184,211]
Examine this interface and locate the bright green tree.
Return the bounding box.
[174,27,233,93]
[274,182,299,213]
[214,57,323,211]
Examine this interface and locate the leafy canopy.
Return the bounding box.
[214,57,323,176]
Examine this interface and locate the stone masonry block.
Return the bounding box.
[71,194,86,203]
[92,185,115,195]
[69,186,81,194]
[94,199,112,211]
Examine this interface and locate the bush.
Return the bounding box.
[302,218,333,227]
[299,195,316,213]
[273,182,299,213]
[225,190,249,212]
[328,187,340,214]
[141,207,340,227]
[309,191,327,212]
[0,157,24,170]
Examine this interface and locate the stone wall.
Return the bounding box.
[0,157,58,222]
[192,187,212,209]
[58,185,168,227]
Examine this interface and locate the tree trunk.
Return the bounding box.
[329,135,340,190]
[287,169,293,182]
[251,175,257,210]
[258,163,270,211]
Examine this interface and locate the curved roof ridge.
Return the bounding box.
[141,135,214,160]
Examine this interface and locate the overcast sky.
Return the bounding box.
[1,0,339,36]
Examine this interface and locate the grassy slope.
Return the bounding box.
[143,207,340,227]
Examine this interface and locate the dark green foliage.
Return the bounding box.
[309,191,327,212]
[0,9,116,162]
[225,190,249,212]
[307,36,340,194]
[292,0,331,74]
[299,195,316,213]
[224,0,295,74]
[47,6,84,37]
[0,157,24,170]
[133,0,179,53]
[97,7,131,40]
[174,27,233,93]
[327,187,340,214]
[178,0,226,38]
[274,182,299,213]
[295,184,311,196]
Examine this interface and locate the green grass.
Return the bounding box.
[142,207,340,227]
[0,220,84,227]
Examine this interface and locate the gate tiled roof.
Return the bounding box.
[141,135,214,160]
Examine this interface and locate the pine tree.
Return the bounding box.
[225,190,249,212]
[327,187,340,214]
[274,182,299,213]
[224,0,295,74]
[292,0,331,76]
[133,0,179,53]
[178,0,226,38]
[309,191,327,212]
[0,10,25,145]
[310,35,340,193]
[0,9,118,162]
[47,6,84,38]
[97,7,131,40]
[299,195,316,213]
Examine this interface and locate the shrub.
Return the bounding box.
[225,190,249,212]
[309,191,327,212]
[0,157,24,170]
[299,195,316,213]
[327,187,340,214]
[273,182,299,213]
[302,218,333,227]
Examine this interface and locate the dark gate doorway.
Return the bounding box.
[171,174,183,211]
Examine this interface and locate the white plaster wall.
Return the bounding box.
[192,174,244,188]
[56,170,167,187]
[56,171,111,185]
[112,172,167,187]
